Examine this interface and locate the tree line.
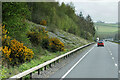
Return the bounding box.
[3,2,95,41]
[27,2,95,40]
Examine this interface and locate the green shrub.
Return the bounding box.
[41,37,49,49]
[0,67,7,79]
[2,2,31,41]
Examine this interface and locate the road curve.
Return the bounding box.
[49,41,118,78]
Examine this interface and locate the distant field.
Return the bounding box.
[94,23,118,39]
[95,23,118,27]
[95,23,118,33]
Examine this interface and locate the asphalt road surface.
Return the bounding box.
[49,41,118,79]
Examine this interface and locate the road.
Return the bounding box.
[49,41,118,79]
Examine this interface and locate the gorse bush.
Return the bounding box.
[27,27,49,48]
[2,25,34,66]
[40,20,47,26]
[27,27,65,52]
[49,38,64,52]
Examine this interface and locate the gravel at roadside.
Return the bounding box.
[32,46,90,78]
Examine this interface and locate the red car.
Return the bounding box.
[97,41,104,47]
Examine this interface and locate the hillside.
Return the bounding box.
[0,20,90,79]
[94,23,118,39]
[27,20,89,49]
[1,2,94,79]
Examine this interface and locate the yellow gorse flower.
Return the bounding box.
[49,38,64,51]
[0,47,2,51]
[2,25,34,65]
[2,46,11,58]
[2,39,34,63]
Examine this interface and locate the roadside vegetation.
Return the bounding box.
[1,2,95,79]
[110,41,120,44]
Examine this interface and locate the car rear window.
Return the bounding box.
[98,42,102,43]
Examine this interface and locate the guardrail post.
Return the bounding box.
[30,73,32,79]
[49,63,52,68]
[66,55,68,58]
[20,78,22,80]
[57,59,59,63]
[68,54,69,57]
[54,61,56,65]
[64,56,66,59]
[44,66,47,70]
[38,69,40,75]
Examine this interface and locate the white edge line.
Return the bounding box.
[60,46,95,80]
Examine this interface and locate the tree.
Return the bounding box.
[86,15,95,36]
[79,12,84,19]
[2,2,31,41]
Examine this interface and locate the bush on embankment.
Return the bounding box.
[27,27,65,52]
[2,25,34,66]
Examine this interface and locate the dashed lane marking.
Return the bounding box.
[60,46,95,79]
[115,63,118,67]
[112,57,114,60]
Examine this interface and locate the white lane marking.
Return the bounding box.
[115,63,118,67]
[106,43,118,69]
[106,45,118,67]
[112,57,114,60]
[110,53,112,55]
[60,46,95,79]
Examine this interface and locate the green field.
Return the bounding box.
[94,23,118,39]
[95,23,118,33]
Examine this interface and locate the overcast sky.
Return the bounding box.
[57,0,118,23]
